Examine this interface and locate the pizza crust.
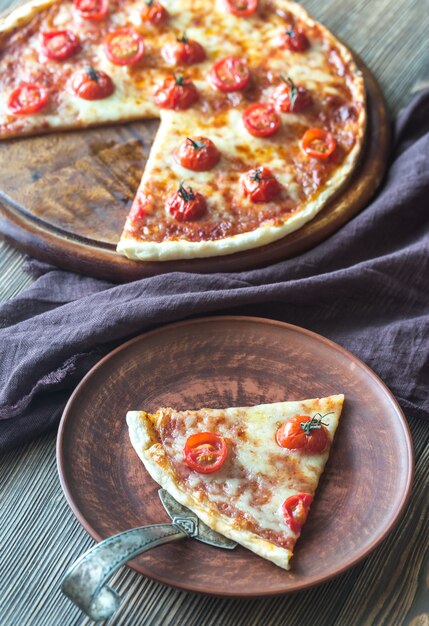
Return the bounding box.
[0,0,57,40]
[127,410,294,568]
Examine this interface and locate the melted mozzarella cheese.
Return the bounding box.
[149,395,343,542]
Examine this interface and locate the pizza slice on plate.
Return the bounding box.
[127,393,344,569]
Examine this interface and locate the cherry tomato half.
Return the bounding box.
[73,0,108,21]
[8,83,49,115]
[104,28,145,66]
[242,103,280,137]
[142,0,169,24]
[161,34,206,66]
[173,136,221,172]
[209,56,250,93]
[283,493,313,533]
[276,414,331,453]
[241,167,281,203]
[128,193,151,222]
[301,128,336,159]
[272,77,312,113]
[166,182,207,221]
[71,67,115,100]
[280,24,310,52]
[41,30,80,61]
[184,432,228,473]
[223,0,258,17]
[154,75,198,110]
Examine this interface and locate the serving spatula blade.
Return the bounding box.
[158,488,237,549]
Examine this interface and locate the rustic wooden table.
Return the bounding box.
[1,1,428,625]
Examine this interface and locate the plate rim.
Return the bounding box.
[56,316,414,596]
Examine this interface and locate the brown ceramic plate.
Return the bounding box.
[57,317,413,596]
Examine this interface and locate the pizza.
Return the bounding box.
[127,393,344,569]
[0,0,366,261]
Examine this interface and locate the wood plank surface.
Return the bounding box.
[1,0,428,625]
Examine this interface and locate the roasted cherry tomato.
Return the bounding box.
[276,413,332,453]
[128,193,150,222]
[301,128,336,159]
[104,28,145,66]
[283,493,313,533]
[184,432,227,473]
[223,0,258,16]
[241,167,281,203]
[280,24,310,52]
[166,182,207,221]
[8,83,49,115]
[173,136,221,172]
[209,56,250,92]
[154,75,198,110]
[41,30,80,61]
[73,0,108,21]
[242,103,280,137]
[142,0,169,24]
[71,67,115,100]
[272,77,312,113]
[162,34,206,66]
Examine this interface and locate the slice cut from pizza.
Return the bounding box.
[127,393,344,569]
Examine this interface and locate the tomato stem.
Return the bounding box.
[178,181,195,202]
[250,168,272,183]
[280,75,298,110]
[186,137,206,151]
[177,31,188,43]
[174,74,185,85]
[86,66,100,82]
[285,22,296,38]
[300,412,333,435]
[250,168,263,182]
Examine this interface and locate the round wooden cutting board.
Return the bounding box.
[0,60,389,281]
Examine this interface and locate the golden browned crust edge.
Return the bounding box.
[0,0,57,42]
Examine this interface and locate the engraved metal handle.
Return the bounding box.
[61,524,186,621]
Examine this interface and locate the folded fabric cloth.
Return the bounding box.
[1,90,428,452]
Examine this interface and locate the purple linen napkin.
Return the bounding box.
[1,90,428,451]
